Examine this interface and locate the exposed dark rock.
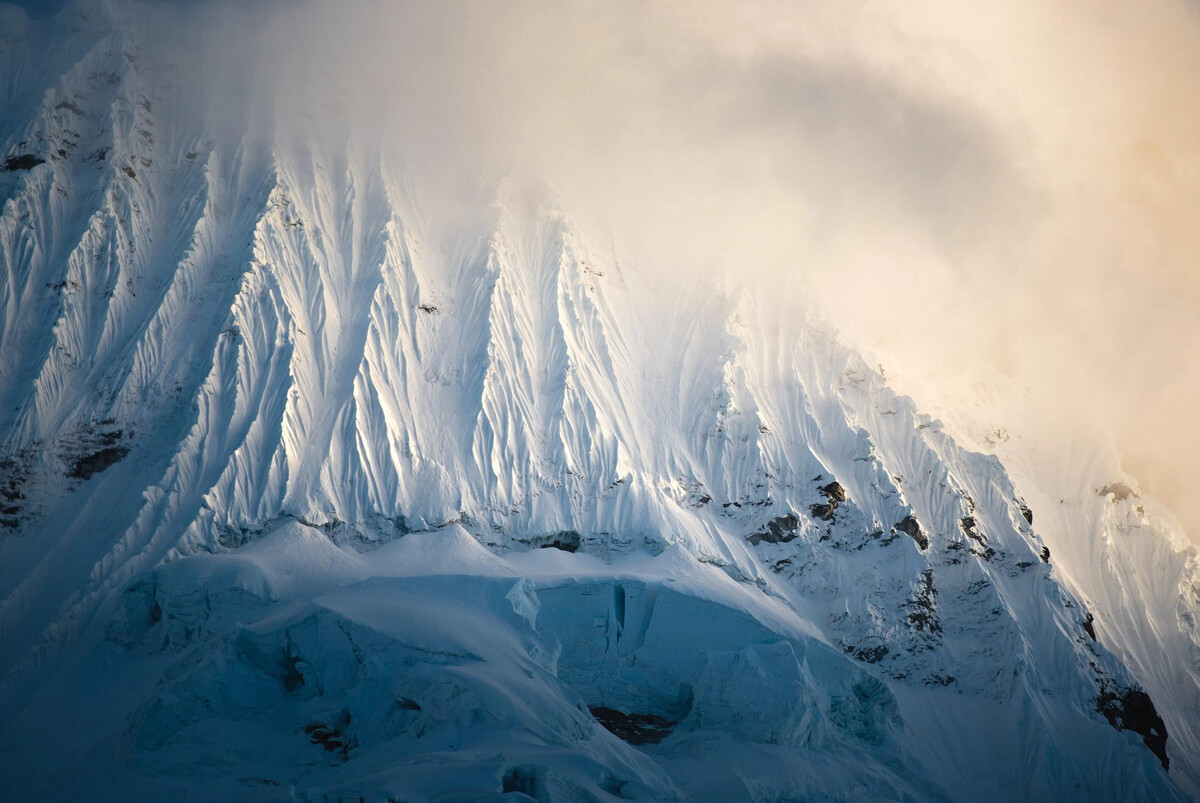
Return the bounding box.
[303,722,342,751]
[978,547,997,561]
[810,503,835,521]
[1099,482,1137,502]
[1097,684,1169,771]
[67,444,130,480]
[0,455,32,530]
[1082,612,1097,641]
[1040,546,1051,563]
[1019,503,1034,525]
[844,643,888,664]
[873,528,900,548]
[396,696,422,711]
[747,514,800,545]
[819,481,847,502]
[894,515,927,550]
[958,516,996,561]
[810,481,846,522]
[303,713,353,758]
[906,569,940,634]
[678,482,712,508]
[589,706,676,745]
[537,530,581,552]
[418,303,439,314]
[4,154,44,171]
[961,517,994,560]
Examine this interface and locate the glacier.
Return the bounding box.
[1,1,1199,801]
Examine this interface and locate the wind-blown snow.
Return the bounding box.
[0,2,1197,801]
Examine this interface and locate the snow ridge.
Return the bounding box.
[0,4,1197,801]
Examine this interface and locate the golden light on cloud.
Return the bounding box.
[199,0,1200,539]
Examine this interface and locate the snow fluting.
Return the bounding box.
[1,2,1198,801]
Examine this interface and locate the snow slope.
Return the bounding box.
[1,2,1198,800]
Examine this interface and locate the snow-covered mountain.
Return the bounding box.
[2,2,1198,801]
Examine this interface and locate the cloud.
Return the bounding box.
[156,0,1200,540]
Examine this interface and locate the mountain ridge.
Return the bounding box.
[1,3,1198,800]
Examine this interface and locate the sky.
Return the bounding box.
[13,0,1200,540]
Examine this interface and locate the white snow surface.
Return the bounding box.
[0,2,1197,801]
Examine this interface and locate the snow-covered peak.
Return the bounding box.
[1,3,1197,800]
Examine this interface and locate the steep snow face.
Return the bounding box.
[1,3,1198,801]
[954,425,1200,801]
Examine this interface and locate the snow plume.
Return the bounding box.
[45,0,1200,539]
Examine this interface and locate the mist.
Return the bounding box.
[114,0,1200,541]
